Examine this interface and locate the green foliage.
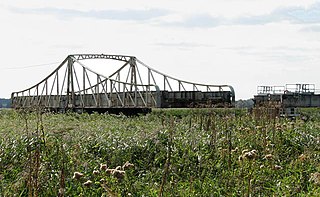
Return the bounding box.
[0,109,319,196]
[0,98,10,108]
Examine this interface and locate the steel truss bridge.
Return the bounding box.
[11,54,235,114]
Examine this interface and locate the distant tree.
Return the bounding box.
[0,98,11,108]
[235,99,254,109]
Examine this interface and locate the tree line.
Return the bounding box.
[0,98,11,108]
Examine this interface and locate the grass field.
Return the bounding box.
[0,108,319,196]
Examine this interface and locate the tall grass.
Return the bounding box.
[0,108,319,196]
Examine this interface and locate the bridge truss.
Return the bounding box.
[11,54,235,113]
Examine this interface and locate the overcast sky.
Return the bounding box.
[1,0,320,99]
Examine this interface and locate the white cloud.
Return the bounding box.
[234,2,320,25]
[301,24,320,32]
[8,6,170,21]
[5,1,320,27]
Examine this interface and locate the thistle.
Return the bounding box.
[83,180,92,187]
[100,164,107,171]
[72,172,84,180]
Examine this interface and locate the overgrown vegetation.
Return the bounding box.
[0,108,319,196]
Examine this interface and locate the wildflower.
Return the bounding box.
[243,149,258,160]
[115,166,122,171]
[274,165,283,170]
[309,172,320,185]
[243,152,254,160]
[251,149,258,155]
[122,161,134,170]
[58,188,65,195]
[231,147,239,154]
[112,169,125,180]
[106,169,114,175]
[241,149,249,155]
[264,154,273,160]
[83,180,92,187]
[298,154,307,162]
[93,170,100,175]
[100,164,107,171]
[72,172,84,180]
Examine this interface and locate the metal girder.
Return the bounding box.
[73,54,133,62]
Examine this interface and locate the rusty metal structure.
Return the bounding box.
[11,54,235,114]
[254,83,320,117]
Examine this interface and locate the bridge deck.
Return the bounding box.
[254,92,320,108]
[12,90,233,112]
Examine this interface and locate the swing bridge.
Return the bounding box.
[11,54,235,114]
